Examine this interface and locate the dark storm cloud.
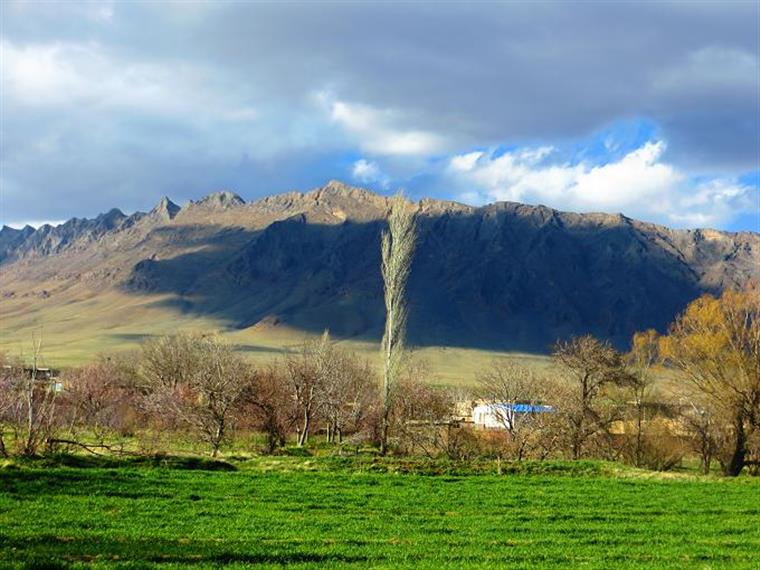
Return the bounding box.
[1,0,757,226]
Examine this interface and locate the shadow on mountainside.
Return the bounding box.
[120,209,710,352]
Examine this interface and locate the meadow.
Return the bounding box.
[0,286,550,385]
[1,456,758,569]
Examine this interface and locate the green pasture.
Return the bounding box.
[1,456,757,569]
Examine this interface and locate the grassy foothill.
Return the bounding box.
[1,456,758,569]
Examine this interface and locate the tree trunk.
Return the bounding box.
[262,409,282,454]
[700,431,712,474]
[571,417,583,460]
[211,421,224,457]
[266,432,276,454]
[379,409,390,456]
[297,411,310,447]
[380,290,397,457]
[265,417,277,454]
[701,452,711,475]
[380,336,392,455]
[724,417,746,477]
[24,382,36,456]
[635,396,644,467]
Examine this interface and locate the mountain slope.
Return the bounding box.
[1,180,757,361]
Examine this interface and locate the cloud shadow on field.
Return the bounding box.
[0,535,372,567]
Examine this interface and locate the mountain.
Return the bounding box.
[1,180,758,358]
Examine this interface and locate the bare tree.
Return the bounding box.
[477,361,553,461]
[0,352,13,457]
[58,357,138,450]
[286,332,332,447]
[187,337,250,457]
[379,193,416,455]
[4,333,61,456]
[679,394,720,474]
[625,329,660,467]
[242,364,294,453]
[139,332,202,390]
[552,335,631,460]
[321,351,377,444]
[392,376,455,458]
[141,333,250,457]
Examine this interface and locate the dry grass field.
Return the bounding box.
[0,285,550,385]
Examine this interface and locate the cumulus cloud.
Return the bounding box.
[447,141,755,227]
[329,99,446,157]
[1,39,259,123]
[351,159,389,187]
[1,0,757,229]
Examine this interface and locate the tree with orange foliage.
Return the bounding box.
[660,287,760,476]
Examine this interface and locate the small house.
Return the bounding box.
[472,402,554,430]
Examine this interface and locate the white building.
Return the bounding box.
[471,403,554,430]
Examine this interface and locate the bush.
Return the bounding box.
[635,422,685,472]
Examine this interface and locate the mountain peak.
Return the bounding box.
[323,179,356,191]
[99,208,126,222]
[1,183,758,355]
[308,180,385,203]
[193,191,245,209]
[150,196,180,220]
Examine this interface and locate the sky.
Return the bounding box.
[1,0,758,231]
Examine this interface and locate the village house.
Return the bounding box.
[471,402,554,430]
[1,365,63,392]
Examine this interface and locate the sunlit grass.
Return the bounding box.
[1,456,758,569]
[0,286,550,385]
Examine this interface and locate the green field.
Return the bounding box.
[1,457,758,569]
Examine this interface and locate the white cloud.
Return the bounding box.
[573,142,682,209]
[1,41,92,106]
[447,141,754,227]
[448,145,579,205]
[351,159,389,187]
[0,39,259,123]
[449,151,484,173]
[2,219,66,229]
[329,99,445,156]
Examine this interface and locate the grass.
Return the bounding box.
[0,285,550,385]
[1,456,758,569]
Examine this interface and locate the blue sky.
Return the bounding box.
[1,1,758,231]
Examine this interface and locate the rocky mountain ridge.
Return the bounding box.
[1,181,757,351]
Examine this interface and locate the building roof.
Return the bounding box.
[473,403,554,414]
